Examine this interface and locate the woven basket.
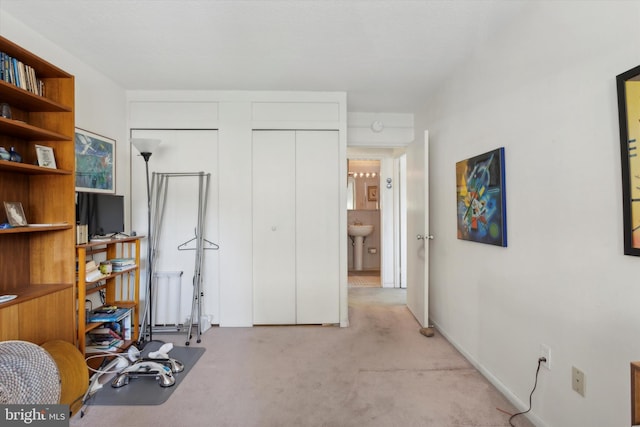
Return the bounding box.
[0,340,61,404]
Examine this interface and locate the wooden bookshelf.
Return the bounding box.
[76,237,142,356]
[632,361,640,424]
[0,36,75,344]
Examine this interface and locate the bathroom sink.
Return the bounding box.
[348,224,374,237]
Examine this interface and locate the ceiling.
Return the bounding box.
[0,0,525,113]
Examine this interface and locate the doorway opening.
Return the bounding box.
[346,149,407,293]
[347,158,381,287]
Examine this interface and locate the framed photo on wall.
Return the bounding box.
[617,65,640,256]
[367,185,378,202]
[75,128,115,193]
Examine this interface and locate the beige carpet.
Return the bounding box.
[72,288,533,427]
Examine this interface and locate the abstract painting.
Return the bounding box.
[456,147,507,247]
[75,128,115,193]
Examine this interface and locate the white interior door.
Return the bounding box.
[295,130,340,324]
[405,130,430,327]
[252,131,296,324]
[252,130,339,325]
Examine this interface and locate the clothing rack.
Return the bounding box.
[138,171,216,346]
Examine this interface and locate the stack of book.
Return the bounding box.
[86,327,124,353]
[85,306,133,351]
[86,307,131,323]
[84,260,105,282]
[0,52,45,96]
[110,257,136,272]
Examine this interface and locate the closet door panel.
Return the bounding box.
[252,131,296,324]
[295,131,340,324]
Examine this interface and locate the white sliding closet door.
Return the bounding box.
[252,130,340,325]
[252,131,296,324]
[296,131,339,324]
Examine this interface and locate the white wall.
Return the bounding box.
[347,112,414,147]
[0,11,129,216]
[418,2,640,426]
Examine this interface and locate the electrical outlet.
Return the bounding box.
[540,344,551,369]
[572,366,585,397]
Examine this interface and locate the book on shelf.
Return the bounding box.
[11,57,20,88]
[110,257,136,272]
[87,311,132,342]
[88,336,121,348]
[109,257,135,266]
[85,339,124,353]
[87,335,120,347]
[87,326,123,345]
[0,50,44,96]
[17,60,26,90]
[6,55,14,85]
[112,265,136,273]
[84,260,106,282]
[89,326,122,338]
[85,260,98,272]
[87,307,131,323]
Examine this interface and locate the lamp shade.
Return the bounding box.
[131,138,161,155]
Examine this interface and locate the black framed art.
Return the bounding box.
[617,65,640,256]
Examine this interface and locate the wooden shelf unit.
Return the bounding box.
[76,237,142,356]
[0,36,75,344]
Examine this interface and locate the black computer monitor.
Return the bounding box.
[76,192,125,237]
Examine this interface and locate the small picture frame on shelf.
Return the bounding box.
[3,201,27,226]
[35,144,57,169]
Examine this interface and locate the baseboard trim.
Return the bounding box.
[431,320,548,427]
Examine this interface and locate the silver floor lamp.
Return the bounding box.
[132,138,161,344]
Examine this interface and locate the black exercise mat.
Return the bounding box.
[87,341,205,406]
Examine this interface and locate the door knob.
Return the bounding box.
[417,234,434,240]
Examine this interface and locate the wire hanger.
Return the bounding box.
[177,230,219,251]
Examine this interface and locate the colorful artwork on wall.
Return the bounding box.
[456,147,507,247]
[75,128,115,193]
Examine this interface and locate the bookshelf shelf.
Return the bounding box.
[83,265,138,285]
[0,116,69,140]
[0,282,73,309]
[0,79,71,112]
[0,224,73,235]
[0,159,72,175]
